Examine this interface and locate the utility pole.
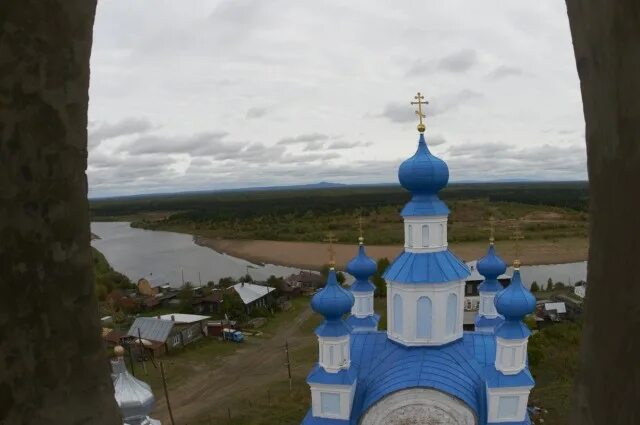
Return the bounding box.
[198,271,202,286]
[181,267,185,286]
[160,361,176,425]
[137,327,147,375]
[285,339,292,393]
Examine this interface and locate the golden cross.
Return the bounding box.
[323,232,338,267]
[357,216,364,244]
[410,92,428,132]
[488,216,496,244]
[510,222,525,268]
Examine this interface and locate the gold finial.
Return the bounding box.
[510,222,524,269]
[410,91,428,133]
[323,232,338,268]
[114,345,125,357]
[357,216,364,245]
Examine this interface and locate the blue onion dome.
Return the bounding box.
[311,269,354,320]
[398,133,449,195]
[477,244,507,280]
[347,244,377,280]
[494,268,536,320]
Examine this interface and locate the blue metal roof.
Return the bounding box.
[311,270,354,320]
[350,332,486,423]
[315,320,352,338]
[383,250,470,284]
[477,244,507,280]
[474,315,505,330]
[494,270,536,320]
[345,314,380,331]
[350,279,376,293]
[346,245,377,280]
[398,134,449,218]
[494,320,531,340]
[301,411,349,425]
[485,367,535,388]
[302,331,534,424]
[307,364,358,385]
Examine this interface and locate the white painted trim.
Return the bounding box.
[403,215,449,253]
[486,385,533,423]
[310,381,357,420]
[386,280,465,346]
[495,337,528,375]
[318,335,350,372]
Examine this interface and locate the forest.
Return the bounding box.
[90,182,589,244]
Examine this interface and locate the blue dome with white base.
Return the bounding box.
[346,244,377,281]
[398,134,450,216]
[494,269,536,320]
[311,269,354,320]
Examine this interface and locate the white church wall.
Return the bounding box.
[387,280,465,346]
[403,215,448,253]
[318,335,350,372]
[495,337,528,375]
[310,382,357,420]
[486,386,532,423]
[352,292,374,317]
[480,292,499,317]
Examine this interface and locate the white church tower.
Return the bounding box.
[383,92,470,346]
[306,238,358,421]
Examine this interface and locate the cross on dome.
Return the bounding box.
[510,222,525,268]
[323,232,338,268]
[410,91,429,133]
[357,215,364,245]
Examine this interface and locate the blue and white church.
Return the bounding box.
[302,93,537,425]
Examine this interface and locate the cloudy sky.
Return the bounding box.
[88,1,586,198]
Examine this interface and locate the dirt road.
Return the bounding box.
[152,306,315,424]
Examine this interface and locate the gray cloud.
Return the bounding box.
[327,141,370,149]
[487,65,524,80]
[380,103,417,123]
[437,49,478,73]
[246,107,267,119]
[89,117,154,149]
[122,132,231,156]
[277,133,330,145]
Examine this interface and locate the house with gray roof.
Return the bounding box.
[127,314,209,355]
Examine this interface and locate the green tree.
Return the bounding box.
[178,282,194,313]
[546,278,554,291]
[218,276,235,287]
[371,258,390,297]
[530,281,540,292]
[337,271,346,285]
[554,281,566,290]
[222,289,246,321]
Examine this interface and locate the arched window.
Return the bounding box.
[446,293,458,335]
[422,225,429,247]
[440,223,445,244]
[407,225,413,247]
[329,345,335,366]
[416,296,432,338]
[393,294,403,335]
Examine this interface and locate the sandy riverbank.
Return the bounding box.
[195,236,588,270]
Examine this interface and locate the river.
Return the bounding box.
[91,222,301,287]
[91,222,587,288]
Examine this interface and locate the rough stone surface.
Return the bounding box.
[360,388,476,425]
[565,1,640,424]
[0,1,121,424]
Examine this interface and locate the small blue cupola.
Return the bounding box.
[346,236,380,332]
[477,245,507,291]
[494,266,536,339]
[398,133,450,217]
[475,237,508,333]
[311,269,354,337]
